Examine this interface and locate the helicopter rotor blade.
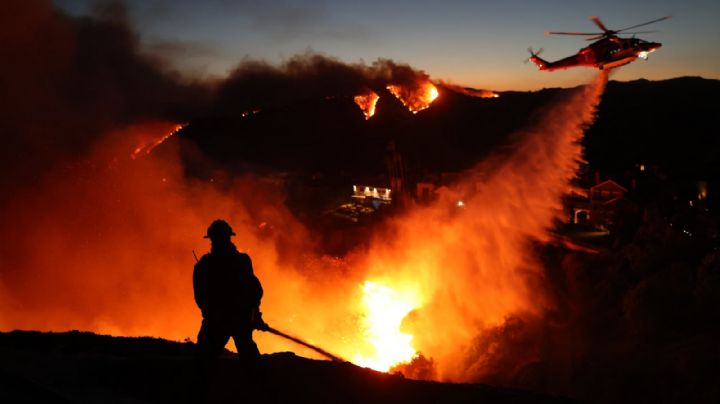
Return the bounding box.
[621,30,658,34]
[526,47,544,56]
[545,31,601,36]
[616,16,671,32]
[589,16,611,33]
[545,16,668,42]
[584,30,657,40]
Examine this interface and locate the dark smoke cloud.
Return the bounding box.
[0,0,208,192]
[213,52,432,115]
[0,0,212,335]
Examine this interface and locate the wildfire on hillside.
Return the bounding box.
[353,91,380,120]
[387,82,439,114]
[131,123,186,159]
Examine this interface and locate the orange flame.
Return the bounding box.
[352,281,421,371]
[353,92,380,120]
[387,82,439,114]
[131,123,186,159]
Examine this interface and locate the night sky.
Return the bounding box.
[56,0,720,90]
[56,0,719,90]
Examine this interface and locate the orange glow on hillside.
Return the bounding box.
[387,82,439,114]
[131,123,186,159]
[353,92,380,120]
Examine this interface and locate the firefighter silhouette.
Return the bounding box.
[194,219,267,358]
[193,219,268,400]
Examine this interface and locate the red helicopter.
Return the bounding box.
[528,16,670,71]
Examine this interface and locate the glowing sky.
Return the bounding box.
[56,0,720,90]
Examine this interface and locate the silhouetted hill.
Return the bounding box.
[0,330,572,403]
[173,77,720,188]
[586,76,720,181]
[174,84,564,179]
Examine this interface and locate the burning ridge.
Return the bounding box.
[216,54,451,119]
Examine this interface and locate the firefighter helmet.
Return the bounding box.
[204,219,236,239]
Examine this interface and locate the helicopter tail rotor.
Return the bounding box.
[525,47,547,69]
[524,47,544,64]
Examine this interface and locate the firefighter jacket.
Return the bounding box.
[193,243,263,320]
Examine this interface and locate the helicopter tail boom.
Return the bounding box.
[527,48,549,70]
[530,54,549,70]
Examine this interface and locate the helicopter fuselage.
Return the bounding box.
[530,36,662,71]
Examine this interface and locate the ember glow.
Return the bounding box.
[353,281,421,371]
[131,123,186,159]
[353,92,380,120]
[387,82,439,114]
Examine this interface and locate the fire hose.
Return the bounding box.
[261,325,344,363]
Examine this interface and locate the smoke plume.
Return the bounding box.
[0,0,207,192]
[214,53,435,115]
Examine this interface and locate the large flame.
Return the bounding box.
[353,281,421,371]
[353,92,380,120]
[387,82,439,114]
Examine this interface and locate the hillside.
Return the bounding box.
[0,330,572,404]
[174,77,720,184]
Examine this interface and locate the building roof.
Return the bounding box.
[590,180,628,193]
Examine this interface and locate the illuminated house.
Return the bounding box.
[353,185,392,205]
[568,179,628,225]
[590,180,627,203]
